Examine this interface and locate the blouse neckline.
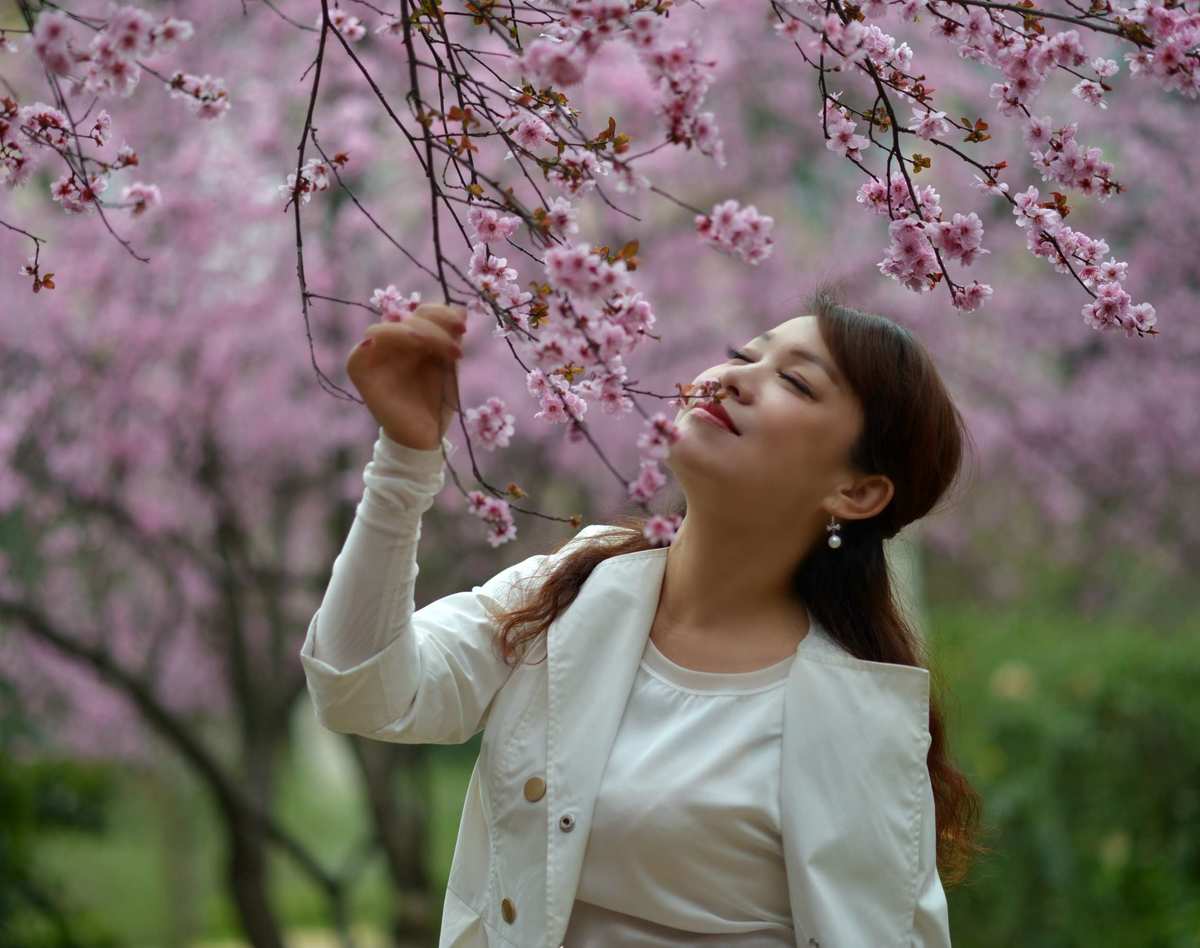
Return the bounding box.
[640,635,796,695]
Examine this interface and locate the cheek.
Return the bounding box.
[769,404,849,469]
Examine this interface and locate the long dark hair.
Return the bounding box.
[489,284,985,884]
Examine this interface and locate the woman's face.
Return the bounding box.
[668,314,871,524]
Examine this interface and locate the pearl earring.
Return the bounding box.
[825,515,842,549]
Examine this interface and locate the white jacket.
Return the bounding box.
[300,456,951,948]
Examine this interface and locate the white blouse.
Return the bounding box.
[563,635,797,947]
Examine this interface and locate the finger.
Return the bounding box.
[414,302,468,336]
[360,320,439,350]
[440,362,462,413]
[365,308,466,345]
[414,302,466,319]
[392,315,463,360]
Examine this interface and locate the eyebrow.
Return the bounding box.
[752,330,842,389]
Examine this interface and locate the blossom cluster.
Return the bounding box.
[122,181,162,216]
[642,512,685,547]
[694,200,775,265]
[315,5,367,41]
[502,109,555,156]
[467,241,535,330]
[468,206,522,244]
[547,144,611,198]
[369,286,422,321]
[166,72,231,120]
[465,490,517,548]
[17,102,71,150]
[517,5,725,169]
[637,412,684,462]
[279,153,349,209]
[464,397,517,452]
[3,100,52,188]
[821,99,870,161]
[1011,186,1155,335]
[32,8,200,103]
[856,173,993,309]
[3,5,229,272]
[544,243,633,301]
[8,98,142,216]
[1122,0,1200,98]
[538,196,581,238]
[1024,118,1118,199]
[50,171,108,215]
[770,0,1187,327]
[775,8,915,77]
[372,207,673,543]
[911,106,952,141]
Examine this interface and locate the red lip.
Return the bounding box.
[696,400,740,435]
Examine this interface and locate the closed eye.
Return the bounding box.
[725,346,814,398]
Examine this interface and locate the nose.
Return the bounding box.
[715,364,748,403]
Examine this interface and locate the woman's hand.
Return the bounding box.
[345,303,467,451]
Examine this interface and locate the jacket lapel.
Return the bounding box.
[781,623,933,947]
[543,546,669,946]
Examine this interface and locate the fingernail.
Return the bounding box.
[359,338,374,348]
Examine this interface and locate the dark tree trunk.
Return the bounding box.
[224,808,287,948]
[351,738,437,946]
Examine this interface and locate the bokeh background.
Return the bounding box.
[2,1,1197,946]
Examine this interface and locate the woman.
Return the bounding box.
[300,286,984,947]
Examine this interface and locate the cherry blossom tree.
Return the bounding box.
[0,138,378,947]
[2,1,229,288]
[0,6,481,944]
[5,0,1193,550]
[279,0,1187,548]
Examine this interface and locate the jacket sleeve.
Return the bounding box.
[299,427,591,745]
[910,763,953,947]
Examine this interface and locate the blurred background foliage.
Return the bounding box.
[0,677,118,948]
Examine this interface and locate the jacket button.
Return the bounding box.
[524,776,547,802]
[558,813,575,832]
[500,897,516,924]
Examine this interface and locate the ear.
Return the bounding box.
[828,473,894,522]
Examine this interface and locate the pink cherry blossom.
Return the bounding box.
[121,181,161,216]
[695,199,775,265]
[951,281,995,312]
[931,212,990,266]
[466,490,517,547]
[319,5,366,41]
[464,397,517,451]
[912,106,952,139]
[1073,79,1108,108]
[468,206,522,243]
[627,457,669,503]
[544,243,632,301]
[369,286,422,322]
[543,196,580,237]
[167,72,231,119]
[31,10,75,76]
[18,103,70,149]
[636,413,683,460]
[642,513,684,547]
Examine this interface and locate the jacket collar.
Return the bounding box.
[542,540,931,947]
